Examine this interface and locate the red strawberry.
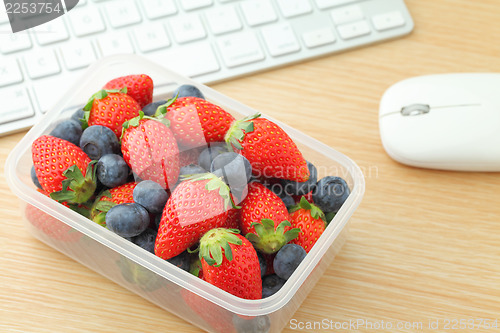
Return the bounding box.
[32,135,97,204]
[289,197,326,253]
[90,182,137,226]
[156,97,235,149]
[199,228,262,299]
[154,173,233,260]
[83,88,141,138]
[292,190,314,204]
[103,74,154,108]
[224,208,240,229]
[121,114,179,189]
[225,113,309,182]
[25,203,82,243]
[240,182,299,254]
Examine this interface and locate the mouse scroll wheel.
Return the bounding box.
[401,104,431,116]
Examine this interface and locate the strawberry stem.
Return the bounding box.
[246,219,300,254]
[199,228,242,267]
[50,161,98,205]
[289,196,325,220]
[224,113,260,151]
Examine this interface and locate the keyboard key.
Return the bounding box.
[24,49,61,79]
[70,7,106,37]
[141,0,177,20]
[181,0,213,11]
[104,0,142,28]
[60,40,97,70]
[337,20,371,39]
[0,59,23,87]
[217,31,265,68]
[314,0,357,9]
[134,23,170,53]
[0,33,32,54]
[75,0,87,7]
[150,42,219,77]
[331,5,363,25]
[276,0,312,18]
[34,19,69,46]
[169,14,206,44]
[302,27,336,48]
[205,5,242,35]
[372,11,406,31]
[261,23,300,57]
[0,87,34,125]
[96,32,135,56]
[240,0,277,27]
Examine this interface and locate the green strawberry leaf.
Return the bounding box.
[199,228,242,267]
[154,93,178,118]
[224,112,260,151]
[246,219,299,254]
[50,161,97,204]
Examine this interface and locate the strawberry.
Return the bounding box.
[292,189,314,204]
[90,182,137,226]
[199,228,262,299]
[156,97,235,149]
[32,135,97,204]
[103,74,154,108]
[154,173,234,260]
[83,88,141,138]
[121,113,180,189]
[225,113,310,182]
[240,182,299,254]
[25,203,82,243]
[224,208,240,229]
[289,197,326,253]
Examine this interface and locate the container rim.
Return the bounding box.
[5,54,365,316]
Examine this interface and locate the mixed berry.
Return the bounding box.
[29,74,351,301]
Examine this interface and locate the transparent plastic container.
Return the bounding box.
[5,55,365,333]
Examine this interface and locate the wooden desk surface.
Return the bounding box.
[2,1,500,332]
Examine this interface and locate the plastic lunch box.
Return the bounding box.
[5,55,365,333]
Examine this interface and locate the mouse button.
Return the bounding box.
[401,104,430,116]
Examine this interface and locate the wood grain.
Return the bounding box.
[2,1,500,332]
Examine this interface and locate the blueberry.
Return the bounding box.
[198,144,229,170]
[281,195,295,209]
[273,244,307,280]
[106,203,150,238]
[312,176,350,213]
[257,252,267,278]
[50,119,83,146]
[154,213,162,230]
[132,228,157,254]
[133,180,169,214]
[142,100,167,116]
[173,84,205,100]
[80,125,120,160]
[232,315,271,333]
[167,251,191,272]
[96,154,130,188]
[179,164,206,179]
[70,108,85,125]
[31,165,42,189]
[262,274,286,298]
[211,152,252,189]
[280,161,317,196]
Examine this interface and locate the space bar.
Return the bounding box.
[146,42,220,78]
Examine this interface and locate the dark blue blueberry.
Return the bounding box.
[232,315,271,333]
[133,180,169,214]
[31,165,42,189]
[198,144,229,170]
[167,251,191,272]
[257,252,267,278]
[173,84,205,100]
[70,107,85,125]
[211,152,252,189]
[80,125,120,160]
[179,164,206,179]
[96,154,130,188]
[49,119,82,146]
[132,228,157,254]
[273,244,307,280]
[281,195,295,209]
[280,161,317,196]
[106,203,150,238]
[262,274,286,298]
[154,213,162,230]
[312,176,350,213]
[142,100,167,116]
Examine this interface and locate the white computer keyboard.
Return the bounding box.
[0,0,413,136]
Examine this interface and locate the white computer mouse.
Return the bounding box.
[379,73,500,171]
